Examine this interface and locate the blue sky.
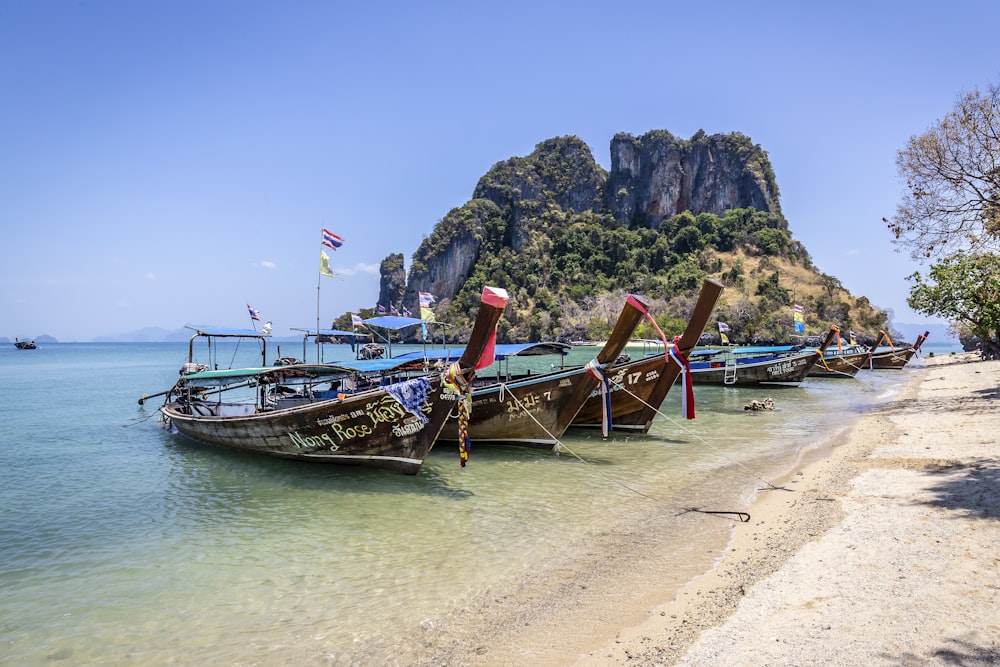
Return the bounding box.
[2,1,997,341]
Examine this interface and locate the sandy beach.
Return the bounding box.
[418,352,1000,666]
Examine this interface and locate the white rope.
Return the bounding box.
[606,378,787,492]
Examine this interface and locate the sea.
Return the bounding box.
[0,338,963,665]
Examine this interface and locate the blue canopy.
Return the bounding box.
[180,360,413,382]
[690,345,802,358]
[291,328,362,338]
[331,358,417,373]
[393,342,571,363]
[362,316,424,330]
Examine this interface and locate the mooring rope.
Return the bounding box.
[494,384,756,520]
[604,378,791,494]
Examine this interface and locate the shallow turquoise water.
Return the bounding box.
[0,340,952,665]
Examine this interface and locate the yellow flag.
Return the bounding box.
[319,250,336,278]
[420,306,435,322]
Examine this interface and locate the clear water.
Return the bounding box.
[0,340,954,665]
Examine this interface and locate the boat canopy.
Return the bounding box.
[690,345,803,358]
[184,325,271,338]
[362,316,424,330]
[393,342,571,363]
[291,328,362,338]
[179,360,417,384]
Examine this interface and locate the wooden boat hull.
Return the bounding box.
[866,330,927,369]
[572,278,725,434]
[159,285,509,474]
[868,347,916,369]
[163,381,461,474]
[440,293,652,449]
[808,350,869,378]
[690,351,819,386]
[439,367,588,449]
[573,353,667,432]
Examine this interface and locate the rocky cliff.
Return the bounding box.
[403,130,782,313]
[376,253,406,312]
[605,130,780,227]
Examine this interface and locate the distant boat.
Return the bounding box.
[14,338,36,350]
[686,335,829,386]
[150,286,509,474]
[867,330,929,369]
[807,326,869,378]
[572,278,725,433]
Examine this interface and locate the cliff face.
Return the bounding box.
[404,130,783,313]
[404,199,499,312]
[605,130,780,227]
[377,253,406,311]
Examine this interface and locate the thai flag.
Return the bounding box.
[390,305,399,316]
[377,304,386,315]
[351,314,364,327]
[247,304,260,321]
[718,322,730,332]
[321,229,344,251]
[401,306,411,317]
[418,291,435,307]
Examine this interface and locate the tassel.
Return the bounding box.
[668,338,695,419]
[585,359,612,438]
[444,363,473,466]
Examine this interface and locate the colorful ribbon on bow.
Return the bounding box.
[443,362,473,466]
[585,358,612,437]
[668,336,696,419]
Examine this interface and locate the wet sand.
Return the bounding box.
[417,352,1000,666]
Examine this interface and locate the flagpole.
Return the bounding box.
[316,230,323,363]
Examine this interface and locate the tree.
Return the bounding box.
[905,253,1000,342]
[888,82,1000,260]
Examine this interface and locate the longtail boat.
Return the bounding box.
[572,278,725,433]
[686,332,831,386]
[152,286,508,474]
[14,338,37,350]
[868,330,929,369]
[426,294,650,449]
[807,326,869,378]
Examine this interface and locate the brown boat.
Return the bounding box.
[436,294,651,449]
[572,278,725,433]
[685,342,825,386]
[155,286,509,474]
[808,326,870,378]
[868,330,929,369]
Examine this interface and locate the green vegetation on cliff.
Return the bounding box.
[405,133,892,344]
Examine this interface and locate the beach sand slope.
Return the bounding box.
[416,353,1000,666]
[597,353,1000,666]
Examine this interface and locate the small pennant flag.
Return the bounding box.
[321,229,344,251]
